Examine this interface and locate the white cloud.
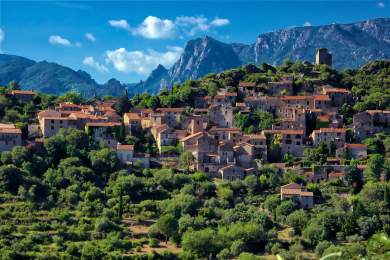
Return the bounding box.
[136,16,175,39]
[49,35,71,46]
[83,57,109,73]
[85,32,96,42]
[210,18,230,27]
[108,19,131,30]
[175,16,230,36]
[105,46,183,74]
[378,2,385,8]
[108,15,231,39]
[49,35,81,47]
[303,21,312,27]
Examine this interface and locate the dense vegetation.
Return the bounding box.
[0,61,389,259]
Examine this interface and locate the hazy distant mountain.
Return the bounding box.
[131,65,171,95]
[0,54,127,97]
[137,17,390,94]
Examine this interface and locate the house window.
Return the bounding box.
[51,120,54,123]
[51,126,54,130]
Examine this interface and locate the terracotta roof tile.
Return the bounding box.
[239,82,257,87]
[117,144,134,151]
[10,90,35,95]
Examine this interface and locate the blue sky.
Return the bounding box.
[0,1,388,83]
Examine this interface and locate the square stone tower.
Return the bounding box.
[316,48,332,67]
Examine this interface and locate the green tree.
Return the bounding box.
[115,92,131,115]
[182,228,221,258]
[286,209,309,235]
[155,214,178,243]
[179,151,195,173]
[57,92,82,104]
[365,154,385,181]
[90,148,119,183]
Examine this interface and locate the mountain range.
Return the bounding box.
[0,18,389,97]
[0,55,127,97]
[142,17,390,92]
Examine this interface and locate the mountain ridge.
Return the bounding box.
[0,18,388,96]
[138,17,389,93]
[0,54,127,98]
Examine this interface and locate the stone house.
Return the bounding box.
[124,112,142,131]
[38,114,78,137]
[117,144,134,163]
[244,96,281,112]
[86,122,121,149]
[281,96,313,109]
[322,86,352,107]
[336,143,367,159]
[155,108,186,128]
[205,92,238,107]
[180,132,205,152]
[9,90,35,102]
[208,127,242,144]
[280,183,314,209]
[353,110,390,141]
[267,80,293,96]
[273,108,307,134]
[0,124,22,152]
[311,128,346,148]
[68,112,107,129]
[219,165,245,181]
[217,141,236,165]
[187,115,206,135]
[313,95,332,110]
[241,134,268,162]
[56,102,83,116]
[234,142,263,168]
[152,124,187,152]
[116,144,150,168]
[263,129,305,157]
[208,105,234,128]
[238,82,258,96]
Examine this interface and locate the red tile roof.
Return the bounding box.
[0,123,21,134]
[209,127,241,133]
[263,129,304,135]
[239,82,257,88]
[124,113,141,120]
[86,122,121,127]
[314,95,331,101]
[10,90,35,95]
[345,143,367,148]
[155,107,185,113]
[323,87,351,94]
[180,132,204,142]
[117,144,134,151]
[316,128,347,133]
[0,128,22,134]
[281,183,302,189]
[282,96,312,101]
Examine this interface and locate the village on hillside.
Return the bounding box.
[1,49,388,211]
